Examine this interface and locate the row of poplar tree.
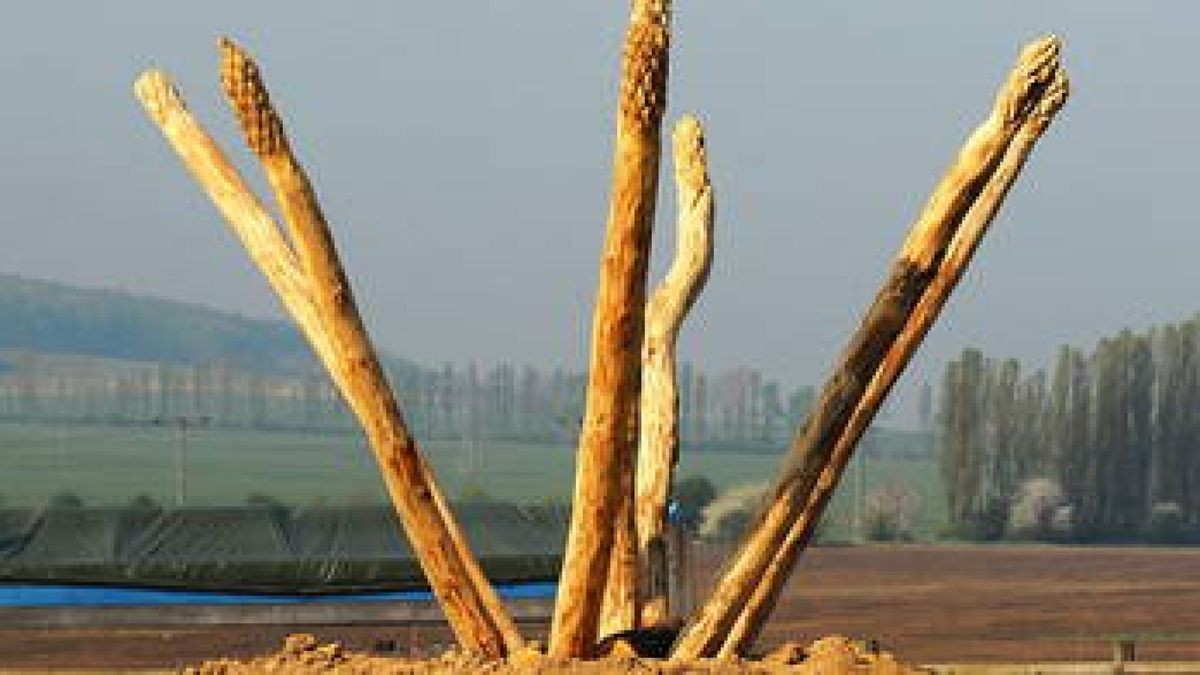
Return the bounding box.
[939,315,1200,542]
[0,355,814,447]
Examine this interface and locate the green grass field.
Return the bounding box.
[0,422,945,537]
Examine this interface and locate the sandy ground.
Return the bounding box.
[1,544,1198,669]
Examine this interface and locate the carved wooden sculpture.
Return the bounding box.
[550,0,671,657]
[130,9,1068,661]
[671,36,1068,660]
[134,42,520,658]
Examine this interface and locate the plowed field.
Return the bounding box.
[2,545,1197,669]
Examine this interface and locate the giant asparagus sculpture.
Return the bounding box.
[131,3,1067,661]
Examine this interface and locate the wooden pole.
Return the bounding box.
[671,36,1065,660]
[601,115,711,638]
[135,49,520,656]
[634,115,714,628]
[550,0,671,657]
[133,72,337,372]
[215,39,521,657]
[716,67,1069,658]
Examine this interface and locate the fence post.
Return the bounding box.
[666,521,694,618]
[1113,639,1136,667]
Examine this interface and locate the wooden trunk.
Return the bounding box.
[716,67,1070,657]
[550,0,672,657]
[634,115,714,627]
[671,36,1066,660]
[135,40,522,656]
[599,435,639,638]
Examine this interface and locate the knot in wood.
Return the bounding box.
[332,284,349,306]
[673,115,709,193]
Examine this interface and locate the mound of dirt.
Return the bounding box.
[186,633,921,674]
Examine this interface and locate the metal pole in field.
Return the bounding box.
[855,429,870,543]
[177,421,185,506]
[154,415,212,506]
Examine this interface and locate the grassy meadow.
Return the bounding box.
[0,422,945,538]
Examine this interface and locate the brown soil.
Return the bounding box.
[1,544,1198,669]
[185,632,915,673]
[761,543,1200,663]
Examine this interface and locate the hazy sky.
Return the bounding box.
[2,3,1197,417]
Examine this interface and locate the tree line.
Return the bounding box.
[940,316,1200,543]
[0,353,815,447]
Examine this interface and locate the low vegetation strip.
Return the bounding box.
[0,503,565,592]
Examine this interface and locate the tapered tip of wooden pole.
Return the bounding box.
[134,70,185,126]
[672,115,709,196]
[218,36,287,157]
[999,35,1064,125]
[1012,38,1070,137]
[630,0,672,23]
[1016,35,1062,85]
[1018,35,1062,66]
[618,3,670,130]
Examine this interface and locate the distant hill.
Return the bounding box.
[0,274,319,373]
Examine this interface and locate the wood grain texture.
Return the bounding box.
[716,67,1070,658]
[550,0,671,658]
[671,36,1065,660]
[634,115,714,628]
[598,418,639,639]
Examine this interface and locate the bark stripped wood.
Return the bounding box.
[215,38,521,658]
[716,68,1070,659]
[135,47,520,656]
[671,36,1065,660]
[550,0,671,658]
[602,115,710,638]
[634,115,714,628]
[133,72,337,376]
[599,417,639,639]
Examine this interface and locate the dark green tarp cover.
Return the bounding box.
[0,503,566,593]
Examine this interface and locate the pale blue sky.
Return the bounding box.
[2,3,1197,418]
